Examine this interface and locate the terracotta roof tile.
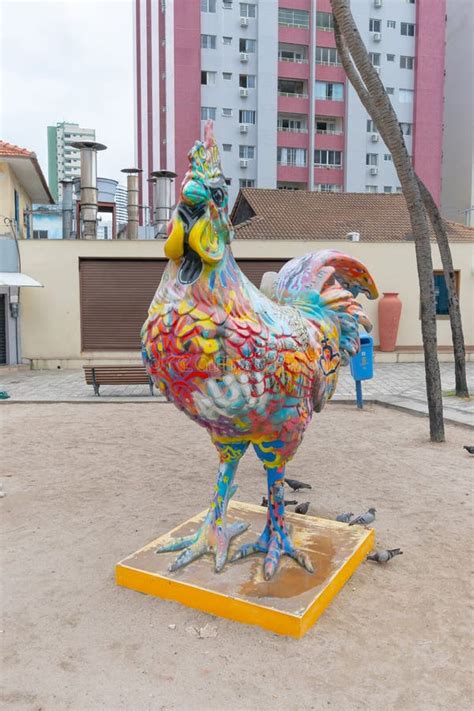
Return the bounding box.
[231,189,474,242]
[0,141,34,158]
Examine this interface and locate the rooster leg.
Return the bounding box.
[231,455,314,580]
[156,441,249,573]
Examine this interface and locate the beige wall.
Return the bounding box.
[0,163,32,239]
[18,239,474,368]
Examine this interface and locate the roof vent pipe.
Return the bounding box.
[150,170,177,239]
[347,231,360,242]
[70,141,107,239]
[121,168,142,240]
[61,179,74,239]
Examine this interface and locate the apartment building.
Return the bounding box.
[134,0,445,211]
[47,121,96,203]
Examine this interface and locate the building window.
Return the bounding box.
[384,186,393,193]
[239,74,256,88]
[278,7,309,29]
[400,55,414,69]
[239,38,256,53]
[201,106,216,120]
[279,43,308,63]
[222,108,233,117]
[278,147,307,167]
[384,153,392,161]
[399,88,414,103]
[386,53,395,62]
[33,230,48,239]
[316,11,334,31]
[314,149,342,167]
[433,271,460,317]
[239,109,256,124]
[225,178,232,186]
[367,119,378,133]
[316,47,340,66]
[222,144,232,151]
[223,72,232,80]
[401,22,415,36]
[387,20,396,29]
[278,116,307,132]
[400,122,412,136]
[316,119,338,134]
[386,87,395,94]
[201,71,216,85]
[239,145,255,159]
[365,185,377,193]
[315,80,344,101]
[278,78,307,97]
[315,184,342,193]
[369,52,381,67]
[239,179,255,187]
[240,3,256,18]
[201,0,216,12]
[369,18,381,33]
[223,36,232,45]
[366,153,378,166]
[201,34,217,49]
[223,0,232,7]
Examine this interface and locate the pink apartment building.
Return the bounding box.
[134,0,446,214]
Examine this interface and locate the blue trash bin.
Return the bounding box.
[350,335,374,408]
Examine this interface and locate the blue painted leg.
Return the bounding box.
[156,441,249,572]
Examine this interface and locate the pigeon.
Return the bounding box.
[367,548,403,563]
[261,496,298,507]
[348,508,376,526]
[295,501,310,515]
[284,478,312,492]
[336,512,354,523]
[463,445,474,455]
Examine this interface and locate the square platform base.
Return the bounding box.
[116,501,374,638]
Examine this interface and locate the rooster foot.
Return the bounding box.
[230,526,314,581]
[156,519,249,573]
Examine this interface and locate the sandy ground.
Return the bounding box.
[1,402,473,711]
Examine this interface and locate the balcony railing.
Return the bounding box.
[316,129,343,135]
[278,55,309,64]
[278,91,308,99]
[277,126,309,133]
[277,160,307,167]
[278,21,309,29]
[314,163,343,169]
[316,25,334,32]
[316,59,342,66]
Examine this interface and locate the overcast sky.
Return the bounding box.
[1,0,134,186]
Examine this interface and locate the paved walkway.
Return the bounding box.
[0,363,472,427]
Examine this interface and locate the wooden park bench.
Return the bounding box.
[83,365,155,397]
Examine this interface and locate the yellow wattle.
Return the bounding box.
[164,219,185,260]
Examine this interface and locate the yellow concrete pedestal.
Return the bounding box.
[116,501,374,638]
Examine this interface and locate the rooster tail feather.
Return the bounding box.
[272,250,378,357]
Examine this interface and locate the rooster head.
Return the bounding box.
[165,120,233,285]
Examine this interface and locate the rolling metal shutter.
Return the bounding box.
[237,259,287,287]
[79,258,289,352]
[0,295,6,364]
[79,259,167,351]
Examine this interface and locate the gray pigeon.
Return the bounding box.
[295,501,310,515]
[336,512,354,523]
[348,508,376,526]
[367,548,403,563]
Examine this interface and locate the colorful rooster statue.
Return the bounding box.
[142,122,378,581]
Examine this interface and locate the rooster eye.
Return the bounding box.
[211,188,225,207]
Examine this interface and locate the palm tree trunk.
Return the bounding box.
[331,0,445,441]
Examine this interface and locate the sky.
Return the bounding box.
[1,0,134,186]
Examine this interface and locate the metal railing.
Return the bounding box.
[278,21,309,29]
[277,126,309,133]
[278,91,308,99]
[314,163,343,169]
[278,55,309,63]
[315,59,342,66]
[277,160,307,167]
[316,129,343,135]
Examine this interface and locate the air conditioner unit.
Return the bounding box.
[240,159,248,168]
[240,17,249,27]
[239,124,249,133]
[347,231,361,242]
[374,66,381,74]
[374,0,382,7]
[240,52,249,62]
[373,32,382,42]
[240,87,249,98]
[371,133,379,142]
[370,166,378,175]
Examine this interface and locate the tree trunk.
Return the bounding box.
[417,179,469,397]
[331,0,445,441]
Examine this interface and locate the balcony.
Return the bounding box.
[278,42,308,64]
[278,90,308,99]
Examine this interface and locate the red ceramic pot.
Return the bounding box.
[378,292,402,352]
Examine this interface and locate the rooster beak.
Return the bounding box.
[164,216,185,261]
